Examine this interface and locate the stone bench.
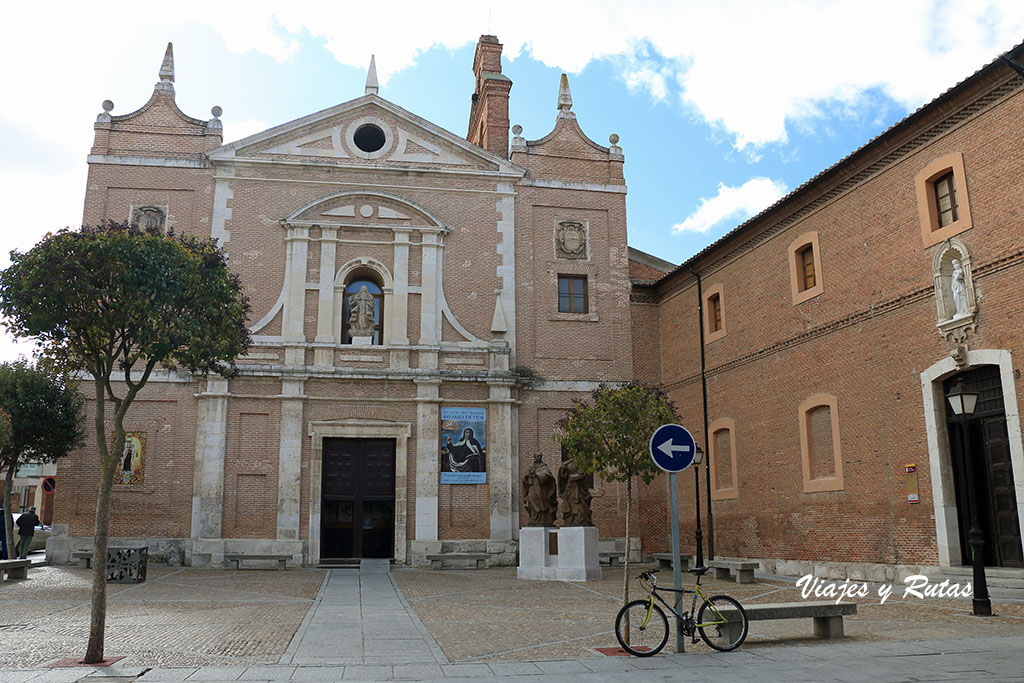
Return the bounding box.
[71,550,94,568]
[224,553,290,570]
[599,551,625,567]
[708,559,759,583]
[652,553,694,571]
[0,559,31,580]
[426,553,488,570]
[716,600,857,640]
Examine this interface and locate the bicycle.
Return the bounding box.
[614,566,748,656]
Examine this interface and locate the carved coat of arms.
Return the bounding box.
[556,221,587,259]
[132,206,167,232]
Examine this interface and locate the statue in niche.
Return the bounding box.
[521,452,558,526]
[348,285,376,337]
[131,206,166,232]
[950,259,968,319]
[558,459,593,527]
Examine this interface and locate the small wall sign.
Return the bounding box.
[905,464,919,503]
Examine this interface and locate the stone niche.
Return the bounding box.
[932,238,977,343]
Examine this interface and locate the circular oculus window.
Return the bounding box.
[346,117,393,159]
[353,124,386,153]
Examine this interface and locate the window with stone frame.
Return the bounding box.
[915,152,972,248]
[557,274,588,314]
[788,232,824,304]
[799,394,844,493]
[702,283,726,342]
[709,418,738,500]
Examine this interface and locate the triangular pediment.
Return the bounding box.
[208,94,522,176]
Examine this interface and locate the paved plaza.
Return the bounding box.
[1,560,1023,681]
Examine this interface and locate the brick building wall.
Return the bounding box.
[640,46,1024,576]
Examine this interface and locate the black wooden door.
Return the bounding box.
[944,367,1024,568]
[981,417,1023,567]
[321,438,395,559]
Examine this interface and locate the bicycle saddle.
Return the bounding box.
[688,566,710,576]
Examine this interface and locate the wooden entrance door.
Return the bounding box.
[944,367,1024,568]
[321,438,395,559]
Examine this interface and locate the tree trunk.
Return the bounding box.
[84,379,123,664]
[3,465,15,558]
[621,475,633,643]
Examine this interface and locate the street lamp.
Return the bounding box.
[946,381,992,616]
[693,446,705,568]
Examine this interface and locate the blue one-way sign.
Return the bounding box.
[649,424,697,473]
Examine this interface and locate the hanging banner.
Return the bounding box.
[439,407,487,484]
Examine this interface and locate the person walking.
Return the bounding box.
[16,506,40,559]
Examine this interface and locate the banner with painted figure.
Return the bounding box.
[439,407,487,484]
[112,432,146,486]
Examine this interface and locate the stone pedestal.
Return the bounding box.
[351,335,373,346]
[517,526,558,580]
[517,526,601,581]
[555,527,601,581]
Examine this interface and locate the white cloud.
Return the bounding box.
[625,67,668,102]
[3,2,1023,154]
[672,178,788,234]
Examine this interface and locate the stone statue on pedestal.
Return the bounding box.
[521,452,557,526]
[558,459,593,527]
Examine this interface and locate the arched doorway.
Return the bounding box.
[943,366,1024,568]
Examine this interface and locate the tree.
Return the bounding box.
[555,383,677,640]
[0,222,251,664]
[0,361,85,558]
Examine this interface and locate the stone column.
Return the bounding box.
[418,234,439,348]
[190,377,230,567]
[313,227,338,367]
[488,381,515,540]
[391,229,411,346]
[277,379,305,563]
[415,378,441,541]
[283,224,310,365]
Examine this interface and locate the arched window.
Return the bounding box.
[342,277,383,344]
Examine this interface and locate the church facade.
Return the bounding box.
[49,35,1024,579]
[50,36,656,568]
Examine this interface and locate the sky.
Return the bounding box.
[1,1,1023,362]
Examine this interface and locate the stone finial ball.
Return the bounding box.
[102,100,114,112]
[512,124,523,135]
[211,105,223,118]
[609,133,619,145]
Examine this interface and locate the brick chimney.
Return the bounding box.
[467,35,512,158]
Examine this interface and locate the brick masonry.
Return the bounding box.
[53,37,1024,577]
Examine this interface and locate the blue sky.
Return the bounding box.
[1,2,1023,359]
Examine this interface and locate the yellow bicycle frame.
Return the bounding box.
[693,584,728,628]
[640,596,655,629]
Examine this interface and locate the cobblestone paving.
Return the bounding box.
[1,565,324,669]
[5,563,1024,674]
[392,566,1024,662]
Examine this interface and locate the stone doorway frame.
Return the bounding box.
[920,349,1024,566]
[308,419,411,564]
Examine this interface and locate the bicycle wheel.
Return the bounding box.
[696,595,748,651]
[615,599,669,656]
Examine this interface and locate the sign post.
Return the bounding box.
[649,423,697,654]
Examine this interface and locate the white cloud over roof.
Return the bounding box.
[672,178,788,235]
